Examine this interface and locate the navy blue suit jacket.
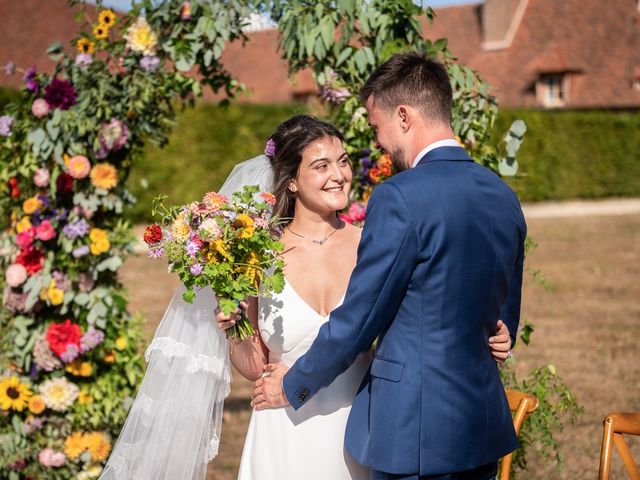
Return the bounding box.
[283,146,526,475]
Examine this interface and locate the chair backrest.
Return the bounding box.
[499,389,539,480]
[598,412,640,480]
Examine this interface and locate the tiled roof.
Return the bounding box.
[2,0,639,109]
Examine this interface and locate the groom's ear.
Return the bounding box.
[397,105,412,133]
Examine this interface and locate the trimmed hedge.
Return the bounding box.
[496,109,640,201]
[126,102,307,221]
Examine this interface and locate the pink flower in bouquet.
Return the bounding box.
[31,99,50,118]
[254,217,269,229]
[38,448,66,467]
[5,263,28,287]
[347,202,366,222]
[202,192,228,211]
[189,201,210,217]
[99,118,129,152]
[16,228,36,250]
[259,191,276,206]
[36,220,56,241]
[33,167,50,187]
[199,218,221,239]
[67,155,91,179]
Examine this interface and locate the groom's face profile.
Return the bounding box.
[365,96,409,172]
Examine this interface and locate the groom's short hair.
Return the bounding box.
[360,51,452,124]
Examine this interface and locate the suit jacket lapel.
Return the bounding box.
[416,146,473,167]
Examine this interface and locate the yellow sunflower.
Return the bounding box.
[93,23,109,40]
[97,9,116,28]
[76,38,95,55]
[0,375,33,412]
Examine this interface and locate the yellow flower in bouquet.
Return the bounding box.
[76,38,96,55]
[23,196,42,215]
[66,359,94,377]
[84,432,112,462]
[90,163,118,190]
[28,394,46,414]
[89,228,111,255]
[78,391,93,405]
[98,9,117,29]
[115,336,128,350]
[93,23,109,40]
[171,213,190,242]
[235,213,255,239]
[46,279,65,306]
[16,216,32,233]
[0,375,33,412]
[124,16,158,55]
[64,432,86,460]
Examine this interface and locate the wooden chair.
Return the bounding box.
[598,412,640,480]
[499,389,539,480]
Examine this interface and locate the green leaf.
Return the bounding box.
[96,256,123,272]
[182,288,196,304]
[335,47,353,67]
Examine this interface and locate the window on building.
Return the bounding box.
[537,73,566,108]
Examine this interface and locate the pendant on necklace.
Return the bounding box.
[313,238,328,246]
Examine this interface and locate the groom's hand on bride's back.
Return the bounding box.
[214,300,248,331]
[251,363,290,410]
[489,320,512,364]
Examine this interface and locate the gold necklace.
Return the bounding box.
[286,222,342,246]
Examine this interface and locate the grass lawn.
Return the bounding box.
[119,213,640,479]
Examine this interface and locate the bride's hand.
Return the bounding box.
[488,320,512,364]
[214,300,248,331]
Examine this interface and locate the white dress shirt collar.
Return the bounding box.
[411,138,461,168]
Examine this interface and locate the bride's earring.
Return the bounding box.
[289,182,297,193]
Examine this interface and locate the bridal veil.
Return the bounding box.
[100,155,273,479]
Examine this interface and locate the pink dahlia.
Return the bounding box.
[33,167,50,187]
[36,220,56,241]
[31,99,50,118]
[5,263,28,287]
[67,155,91,179]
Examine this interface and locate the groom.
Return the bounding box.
[252,52,526,479]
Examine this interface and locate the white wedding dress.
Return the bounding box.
[237,279,371,480]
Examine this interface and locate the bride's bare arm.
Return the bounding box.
[216,297,269,381]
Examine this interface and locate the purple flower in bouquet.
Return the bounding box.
[190,263,204,276]
[23,417,44,435]
[3,287,27,314]
[60,343,80,363]
[81,327,104,352]
[0,115,15,137]
[75,53,93,67]
[99,118,129,152]
[320,85,351,104]
[186,238,201,256]
[264,138,276,157]
[72,245,90,258]
[78,272,95,293]
[4,62,15,75]
[33,336,63,372]
[23,66,38,93]
[63,218,90,239]
[44,78,77,110]
[140,55,160,72]
[148,247,164,259]
[52,271,71,291]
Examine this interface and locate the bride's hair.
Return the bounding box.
[266,115,345,222]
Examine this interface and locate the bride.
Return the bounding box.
[100,115,512,480]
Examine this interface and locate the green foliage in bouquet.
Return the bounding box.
[260,0,582,474]
[147,185,285,340]
[0,0,249,477]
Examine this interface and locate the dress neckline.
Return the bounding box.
[284,277,346,319]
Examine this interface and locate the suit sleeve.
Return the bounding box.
[283,182,419,410]
[501,215,527,347]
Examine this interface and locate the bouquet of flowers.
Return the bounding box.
[143,185,285,340]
